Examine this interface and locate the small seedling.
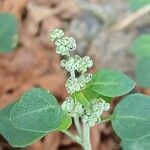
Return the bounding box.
[0,29,150,150]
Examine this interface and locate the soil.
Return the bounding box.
[0,0,150,150]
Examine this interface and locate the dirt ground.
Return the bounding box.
[0,0,150,150]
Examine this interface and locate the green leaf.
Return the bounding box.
[72,91,90,108]
[10,88,72,133]
[0,102,46,147]
[131,34,150,58]
[82,87,112,103]
[135,58,150,87]
[121,136,150,150]
[58,112,72,130]
[0,13,19,53]
[91,69,135,97]
[129,0,150,11]
[112,93,150,140]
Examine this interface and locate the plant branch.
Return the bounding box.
[74,117,82,137]
[110,4,150,32]
[62,130,82,145]
[83,123,92,150]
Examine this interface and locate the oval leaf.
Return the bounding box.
[82,87,112,103]
[121,136,150,150]
[112,94,150,140]
[10,88,71,133]
[91,69,135,97]
[129,0,150,11]
[135,58,150,87]
[131,34,150,58]
[0,102,46,147]
[0,13,19,53]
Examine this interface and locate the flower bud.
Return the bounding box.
[49,28,64,41]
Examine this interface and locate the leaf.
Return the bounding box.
[0,102,46,147]
[112,93,150,140]
[10,88,72,133]
[82,87,112,103]
[91,69,135,97]
[129,0,150,11]
[131,34,150,58]
[58,112,72,130]
[72,91,90,108]
[0,13,19,53]
[121,136,150,150]
[135,58,150,87]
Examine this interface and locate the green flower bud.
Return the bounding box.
[65,77,81,94]
[77,56,93,73]
[81,98,110,127]
[79,73,92,87]
[60,57,78,72]
[61,97,84,117]
[49,28,64,41]
[61,97,75,113]
[73,101,84,117]
[55,36,76,56]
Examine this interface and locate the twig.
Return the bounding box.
[62,130,82,145]
[74,117,82,137]
[83,123,92,150]
[110,4,150,32]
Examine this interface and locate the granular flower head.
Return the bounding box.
[49,28,64,41]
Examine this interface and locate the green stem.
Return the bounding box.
[83,123,92,150]
[96,118,111,125]
[62,130,82,144]
[74,117,82,137]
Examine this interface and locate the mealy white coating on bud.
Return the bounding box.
[49,28,64,41]
[81,98,110,127]
[60,55,93,73]
[55,37,76,56]
[73,102,84,117]
[61,97,84,117]
[65,73,92,94]
[77,56,93,73]
[78,73,92,87]
[60,57,78,72]
[61,97,75,113]
[65,77,81,94]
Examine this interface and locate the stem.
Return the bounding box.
[110,4,150,31]
[100,118,110,123]
[70,69,75,78]
[74,117,82,137]
[62,130,82,144]
[83,123,92,150]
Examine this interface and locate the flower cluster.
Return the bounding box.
[49,29,93,94]
[65,73,92,94]
[49,28,76,56]
[49,28,64,41]
[61,97,84,117]
[81,99,110,127]
[60,55,93,73]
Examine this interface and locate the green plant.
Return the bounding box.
[0,12,19,53]
[131,34,150,88]
[129,0,150,11]
[121,1,150,149]
[0,29,150,150]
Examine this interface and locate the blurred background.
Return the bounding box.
[0,0,150,150]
